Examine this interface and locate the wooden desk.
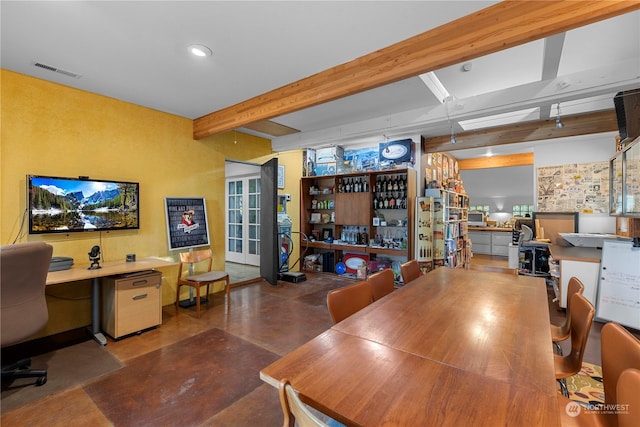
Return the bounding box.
[47,258,177,345]
[261,268,560,426]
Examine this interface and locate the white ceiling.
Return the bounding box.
[2,1,639,157]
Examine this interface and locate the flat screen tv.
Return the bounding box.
[28,175,140,234]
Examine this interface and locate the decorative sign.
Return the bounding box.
[164,197,211,251]
[536,162,609,213]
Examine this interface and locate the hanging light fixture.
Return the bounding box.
[445,96,456,144]
[555,104,565,129]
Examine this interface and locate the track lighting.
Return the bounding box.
[555,104,564,129]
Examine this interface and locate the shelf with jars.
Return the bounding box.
[300,169,415,275]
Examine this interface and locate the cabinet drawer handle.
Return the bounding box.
[132,280,148,286]
[132,293,148,300]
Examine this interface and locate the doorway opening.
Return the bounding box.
[225,160,262,284]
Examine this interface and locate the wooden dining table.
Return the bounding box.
[260,267,561,427]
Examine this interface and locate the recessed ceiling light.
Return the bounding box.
[188,44,212,57]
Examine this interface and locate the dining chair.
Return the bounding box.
[279,378,329,427]
[367,268,395,301]
[400,259,421,284]
[551,277,585,355]
[600,322,640,408]
[558,353,640,426]
[326,280,373,324]
[554,292,594,398]
[175,249,230,318]
[617,368,640,427]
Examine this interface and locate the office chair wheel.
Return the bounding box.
[35,375,47,386]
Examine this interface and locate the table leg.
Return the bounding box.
[89,277,107,346]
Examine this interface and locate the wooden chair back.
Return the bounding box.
[178,249,213,280]
[617,368,640,427]
[279,379,329,427]
[552,277,585,343]
[326,281,373,324]
[400,260,421,284]
[367,268,394,301]
[601,322,640,407]
[555,293,594,380]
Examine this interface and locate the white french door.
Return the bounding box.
[225,176,261,266]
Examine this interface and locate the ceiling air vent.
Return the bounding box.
[33,62,82,79]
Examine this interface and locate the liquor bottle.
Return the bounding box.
[361,227,368,246]
[345,178,351,193]
[373,197,378,209]
[393,176,399,191]
[399,175,405,191]
[389,195,396,209]
[383,196,389,208]
[378,195,384,209]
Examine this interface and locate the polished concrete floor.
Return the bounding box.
[1,257,632,426]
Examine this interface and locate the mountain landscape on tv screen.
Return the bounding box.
[30,179,138,232]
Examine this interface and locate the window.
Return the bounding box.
[470,205,490,215]
[512,204,533,217]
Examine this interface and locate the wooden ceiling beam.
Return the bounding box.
[193,1,639,140]
[458,153,534,170]
[422,110,618,153]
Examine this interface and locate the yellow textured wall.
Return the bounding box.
[1,69,273,336]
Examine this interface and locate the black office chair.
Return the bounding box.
[1,242,53,387]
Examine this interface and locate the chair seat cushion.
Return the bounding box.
[185,271,228,283]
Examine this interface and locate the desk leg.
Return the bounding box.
[90,277,107,346]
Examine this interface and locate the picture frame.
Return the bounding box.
[322,228,333,241]
[164,197,211,251]
[277,165,285,189]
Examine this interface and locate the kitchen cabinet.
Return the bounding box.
[491,232,512,256]
[468,231,491,255]
[469,228,512,256]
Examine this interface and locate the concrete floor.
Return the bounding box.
[2,258,632,426]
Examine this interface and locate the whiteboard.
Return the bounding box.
[595,239,640,330]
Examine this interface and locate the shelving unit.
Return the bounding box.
[424,189,470,269]
[300,169,415,276]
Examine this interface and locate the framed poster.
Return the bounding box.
[277,165,285,189]
[164,197,211,251]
